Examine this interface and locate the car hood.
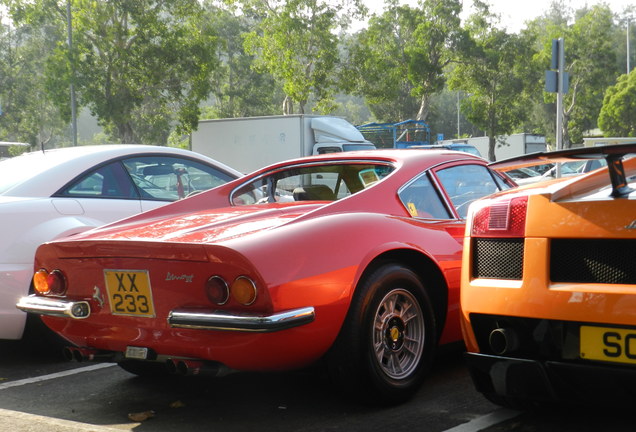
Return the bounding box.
[72,202,324,244]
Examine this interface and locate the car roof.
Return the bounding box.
[0,144,241,197]
[250,148,486,174]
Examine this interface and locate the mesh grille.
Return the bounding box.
[473,238,524,279]
[551,239,636,284]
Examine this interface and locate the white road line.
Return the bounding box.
[442,408,521,432]
[0,408,130,432]
[0,363,116,390]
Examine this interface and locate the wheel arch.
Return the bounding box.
[355,248,449,339]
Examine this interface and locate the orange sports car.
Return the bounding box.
[460,143,636,408]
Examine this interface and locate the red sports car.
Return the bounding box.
[18,149,513,404]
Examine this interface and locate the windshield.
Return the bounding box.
[231,162,395,205]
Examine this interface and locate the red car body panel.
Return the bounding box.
[24,150,511,373]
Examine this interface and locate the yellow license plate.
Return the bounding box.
[104,270,156,317]
[580,325,636,365]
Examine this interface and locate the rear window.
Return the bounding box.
[231,162,394,205]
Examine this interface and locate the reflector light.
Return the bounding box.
[472,196,528,237]
[205,276,229,305]
[231,276,257,306]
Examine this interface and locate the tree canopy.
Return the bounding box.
[598,70,636,137]
[448,1,533,160]
[0,0,633,149]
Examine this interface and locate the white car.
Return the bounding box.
[0,144,241,340]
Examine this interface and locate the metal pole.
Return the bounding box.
[555,38,564,178]
[67,0,77,147]
[628,20,631,74]
[456,92,460,139]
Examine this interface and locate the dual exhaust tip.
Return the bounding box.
[63,346,221,376]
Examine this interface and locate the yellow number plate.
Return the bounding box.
[580,325,636,365]
[104,270,156,317]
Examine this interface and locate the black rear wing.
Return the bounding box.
[489,143,636,198]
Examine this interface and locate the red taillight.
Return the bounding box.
[472,196,528,237]
[205,276,229,305]
[33,269,67,296]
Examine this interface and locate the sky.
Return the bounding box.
[362,0,635,32]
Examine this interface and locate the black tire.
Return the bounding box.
[118,360,171,377]
[328,262,437,406]
[22,313,69,360]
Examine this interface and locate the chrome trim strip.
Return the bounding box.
[16,295,91,319]
[168,306,315,332]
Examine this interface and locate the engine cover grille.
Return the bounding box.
[473,238,524,280]
[551,239,636,284]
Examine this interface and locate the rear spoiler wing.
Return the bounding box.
[489,143,636,198]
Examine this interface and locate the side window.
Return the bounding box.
[122,156,235,201]
[399,174,450,219]
[435,164,500,218]
[59,162,138,199]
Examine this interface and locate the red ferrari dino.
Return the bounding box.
[18,149,513,404]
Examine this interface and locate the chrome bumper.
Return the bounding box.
[168,306,315,332]
[16,295,91,319]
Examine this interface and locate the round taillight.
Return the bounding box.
[33,269,49,294]
[231,276,257,306]
[33,269,66,296]
[205,276,229,305]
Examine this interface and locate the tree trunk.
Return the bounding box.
[488,135,496,161]
[283,96,293,115]
[118,123,135,144]
[416,94,430,122]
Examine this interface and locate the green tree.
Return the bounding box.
[598,70,636,136]
[201,3,283,118]
[5,0,220,145]
[243,0,356,114]
[448,1,533,160]
[343,0,465,123]
[0,15,67,147]
[526,3,620,147]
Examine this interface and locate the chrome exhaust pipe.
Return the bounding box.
[166,359,226,376]
[176,360,203,376]
[488,328,520,355]
[63,346,115,362]
[166,359,178,374]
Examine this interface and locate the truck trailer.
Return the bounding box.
[191,115,376,173]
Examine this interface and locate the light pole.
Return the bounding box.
[456,91,460,139]
[66,0,77,147]
[628,19,631,74]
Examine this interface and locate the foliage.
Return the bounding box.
[201,3,284,119]
[0,0,633,148]
[448,1,533,160]
[0,15,68,147]
[525,3,621,146]
[343,0,465,123]
[5,0,220,145]
[242,0,355,114]
[598,70,636,136]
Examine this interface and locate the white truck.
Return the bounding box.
[191,115,376,173]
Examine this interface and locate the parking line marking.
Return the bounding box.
[441,408,521,432]
[0,363,115,390]
[0,408,128,431]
